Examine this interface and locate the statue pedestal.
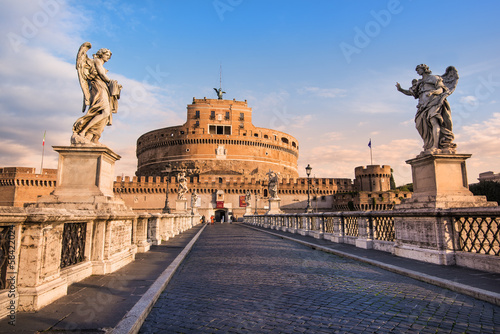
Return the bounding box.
[175,199,188,213]
[35,145,128,210]
[244,206,253,215]
[393,153,496,266]
[397,153,495,209]
[266,198,283,215]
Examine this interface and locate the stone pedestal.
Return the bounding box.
[175,199,188,213]
[394,153,496,265]
[244,206,253,215]
[266,198,283,215]
[36,145,128,210]
[398,153,494,209]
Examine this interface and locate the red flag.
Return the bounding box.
[42,131,46,146]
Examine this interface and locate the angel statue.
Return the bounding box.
[396,64,459,155]
[266,170,280,199]
[245,190,251,206]
[177,171,189,200]
[213,87,225,100]
[72,42,122,145]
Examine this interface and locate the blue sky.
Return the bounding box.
[1,0,499,185]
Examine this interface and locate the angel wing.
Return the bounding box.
[76,42,93,113]
[440,66,459,96]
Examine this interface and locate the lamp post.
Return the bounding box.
[254,192,258,215]
[305,164,312,213]
[162,164,172,213]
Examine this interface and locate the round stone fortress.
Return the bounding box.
[136,98,299,179]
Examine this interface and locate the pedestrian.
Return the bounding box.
[221,215,224,224]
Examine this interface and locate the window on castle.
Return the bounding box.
[209,125,231,135]
[210,110,215,119]
[239,113,244,121]
[225,111,230,119]
[195,110,200,118]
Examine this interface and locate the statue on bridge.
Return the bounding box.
[245,190,251,206]
[266,170,280,200]
[177,171,188,200]
[72,42,122,145]
[396,64,459,155]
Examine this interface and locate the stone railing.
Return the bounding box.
[244,206,500,274]
[0,206,200,320]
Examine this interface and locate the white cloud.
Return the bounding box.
[0,1,186,177]
[297,86,346,98]
[459,95,477,105]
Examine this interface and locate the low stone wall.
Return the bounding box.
[0,206,199,320]
[244,206,500,274]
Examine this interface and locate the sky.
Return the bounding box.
[1,0,499,186]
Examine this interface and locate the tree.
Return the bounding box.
[390,168,396,190]
[469,181,500,205]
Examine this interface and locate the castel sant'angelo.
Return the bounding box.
[0,93,411,220]
[110,94,411,221]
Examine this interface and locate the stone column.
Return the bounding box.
[135,214,151,253]
[355,216,373,249]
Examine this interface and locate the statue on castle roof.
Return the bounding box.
[213,87,226,100]
[72,42,122,146]
[267,170,280,200]
[396,64,458,155]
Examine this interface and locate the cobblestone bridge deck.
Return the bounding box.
[140,223,499,333]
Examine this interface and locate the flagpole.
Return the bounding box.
[369,138,373,165]
[40,131,46,174]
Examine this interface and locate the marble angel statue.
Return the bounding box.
[396,64,459,155]
[267,170,280,199]
[72,42,122,145]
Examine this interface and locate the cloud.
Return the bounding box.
[460,95,477,105]
[297,86,346,98]
[298,138,420,186]
[0,1,186,177]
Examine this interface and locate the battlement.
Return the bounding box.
[113,174,355,199]
[354,165,391,177]
[191,98,248,106]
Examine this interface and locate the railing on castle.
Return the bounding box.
[244,208,500,256]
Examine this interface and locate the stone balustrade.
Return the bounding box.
[0,206,200,319]
[244,206,500,274]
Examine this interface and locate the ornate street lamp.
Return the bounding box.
[305,164,312,213]
[162,164,172,213]
[254,191,259,215]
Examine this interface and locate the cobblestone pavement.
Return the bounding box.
[140,224,499,333]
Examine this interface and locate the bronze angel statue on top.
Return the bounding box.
[72,42,122,145]
[396,64,459,155]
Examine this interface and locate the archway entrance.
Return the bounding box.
[215,209,227,223]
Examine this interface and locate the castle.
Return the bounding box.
[0,98,411,218]
[118,97,410,219]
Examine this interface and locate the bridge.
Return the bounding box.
[5,217,499,333]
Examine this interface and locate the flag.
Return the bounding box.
[42,131,46,146]
[368,139,371,148]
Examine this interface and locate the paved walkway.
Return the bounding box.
[141,223,500,333]
[2,224,204,334]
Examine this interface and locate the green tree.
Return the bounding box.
[469,181,500,204]
[390,168,396,190]
[397,183,413,192]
